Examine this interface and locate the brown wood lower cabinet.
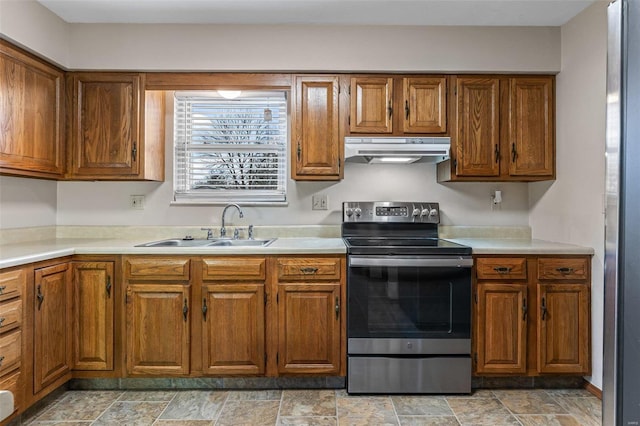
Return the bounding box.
[201,283,265,375]
[33,262,72,393]
[72,261,115,371]
[276,283,341,375]
[126,284,191,376]
[474,255,591,376]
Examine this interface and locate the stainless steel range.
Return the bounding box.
[343,201,473,394]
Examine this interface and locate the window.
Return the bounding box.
[173,91,288,204]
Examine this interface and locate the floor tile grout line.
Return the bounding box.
[492,392,526,426]
[275,389,285,426]
[212,389,231,425]
[88,390,126,426]
[443,395,464,426]
[151,391,179,425]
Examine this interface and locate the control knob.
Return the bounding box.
[411,205,420,218]
[429,208,438,217]
[345,208,354,217]
[353,207,362,218]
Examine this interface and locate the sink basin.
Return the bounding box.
[136,238,276,248]
[208,239,276,247]
[136,238,215,247]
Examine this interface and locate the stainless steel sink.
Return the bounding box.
[207,239,275,247]
[136,238,276,248]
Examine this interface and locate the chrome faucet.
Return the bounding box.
[220,203,243,238]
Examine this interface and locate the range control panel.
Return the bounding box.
[343,201,440,223]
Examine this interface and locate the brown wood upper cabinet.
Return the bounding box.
[439,75,555,182]
[0,40,65,179]
[67,72,165,180]
[349,76,447,136]
[291,75,341,180]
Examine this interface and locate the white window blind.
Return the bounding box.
[173,91,288,204]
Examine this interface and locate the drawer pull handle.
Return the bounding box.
[0,355,4,367]
[522,298,527,321]
[335,296,340,319]
[0,286,6,294]
[493,266,512,274]
[300,267,318,275]
[0,318,4,327]
[541,296,548,321]
[36,285,44,310]
[556,267,575,274]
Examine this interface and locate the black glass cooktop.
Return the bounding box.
[343,237,471,256]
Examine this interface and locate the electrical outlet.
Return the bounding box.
[312,194,328,210]
[130,195,145,210]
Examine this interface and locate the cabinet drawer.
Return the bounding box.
[0,269,25,302]
[202,257,266,281]
[277,257,342,281]
[125,258,190,280]
[476,257,527,280]
[538,258,588,280]
[0,370,20,413]
[0,331,21,376]
[0,299,22,334]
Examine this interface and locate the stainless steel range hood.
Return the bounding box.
[344,137,450,164]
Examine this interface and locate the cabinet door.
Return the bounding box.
[455,77,500,177]
[72,262,114,371]
[70,73,141,177]
[292,76,341,180]
[277,283,340,374]
[475,283,527,374]
[508,77,554,177]
[537,283,590,374]
[402,77,447,133]
[350,77,393,133]
[201,284,265,375]
[0,40,64,179]
[126,284,190,376]
[34,263,71,393]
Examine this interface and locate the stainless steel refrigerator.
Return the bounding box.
[604,0,640,424]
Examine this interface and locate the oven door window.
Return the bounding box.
[348,263,471,339]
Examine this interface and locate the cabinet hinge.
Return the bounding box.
[348,85,351,95]
[338,158,341,171]
[276,293,279,303]
[276,353,279,364]
[473,352,477,364]
[125,293,130,304]
[453,158,458,169]
[264,294,267,306]
[474,292,478,304]
[348,115,350,126]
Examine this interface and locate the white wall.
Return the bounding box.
[0,0,69,67]
[530,1,607,389]
[66,23,560,72]
[0,176,57,228]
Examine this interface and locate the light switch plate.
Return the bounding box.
[312,194,328,210]
[130,195,145,209]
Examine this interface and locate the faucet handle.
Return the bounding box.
[201,227,215,240]
[248,225,254,240]
[233,228,240,240]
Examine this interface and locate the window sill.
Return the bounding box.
[170,200,289,207]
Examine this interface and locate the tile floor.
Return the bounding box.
[19,388,602,426]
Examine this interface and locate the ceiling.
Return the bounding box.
[37,0,599,26]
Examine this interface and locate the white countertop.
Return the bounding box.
[446,238,595,255]
[0,237,347,269]
[0,236,594,269]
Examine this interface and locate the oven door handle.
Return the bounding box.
[349,256,473,268]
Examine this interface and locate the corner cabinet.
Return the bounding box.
[0,40,65,179]
[348,76,447,135]
[72,260,115,371]
[291,75,342,180]
[473,255,591,377]
[33,262,72,394]
[438,75,555,182]
[67,72,165,181]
